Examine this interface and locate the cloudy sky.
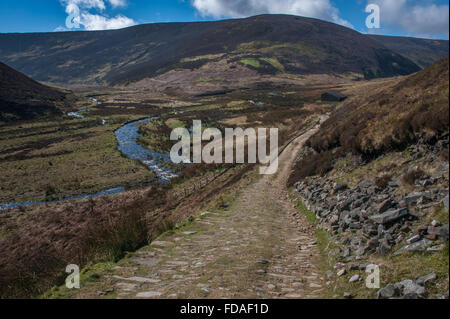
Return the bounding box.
[0,0,448,39]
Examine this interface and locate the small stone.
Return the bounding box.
[416,273,437,286]
[394,239,433,255]
[89,273,100,280]
[113,276,160,283]
[407,235,421,245]
[267,284,276,290]
[359,180,374,188]
[221,202,230,209]
[400,224,411,233]
[404,192,431,206]
[343,292,353,299]
[333,183,348,193]
[349,275,360,283]
[97,288,114,296]
[116,282,138,291]
[427,226,442,237]
[408,210,423,218]
[337,268,347,277]
[398,279,427,298]
[443,195,449,213]
[403,293,420,299]
[367,238,379,249]
[150,241,173,247]
[340,247,351,258]
[334,262,346,269]
[388,180,401,188]
[355,246,369,256]
[431,220,442,227]
[136,291,163,298]
[182,231,197,235]
[427,244,445,252]
[369,208,408,224]
[376,283,400,299]
[377,199,393,214]
[377,239,392,256]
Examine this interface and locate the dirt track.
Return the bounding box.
[69,116,328,299]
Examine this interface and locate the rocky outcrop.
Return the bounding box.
[295,173,448,260]
[292,135,449,298]
[376,273,444,299]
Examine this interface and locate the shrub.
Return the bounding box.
[402,168,426,186]
[375,174,393,189]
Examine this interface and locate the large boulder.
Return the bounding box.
[376,283,401,299]
[369,208,408,224]
[394,239,433,255]
[397,280,427,299]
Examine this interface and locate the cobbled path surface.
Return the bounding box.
[72,118,327,299]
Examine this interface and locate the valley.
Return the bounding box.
[0,14,448,301]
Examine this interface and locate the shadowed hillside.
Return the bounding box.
[369,35,449,69]
[290,57,449,182]
[0,15,424,85]
[0,62,68,122]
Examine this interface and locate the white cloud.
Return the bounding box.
[60,0,136,31]
[191,0,353,28]
[54,26,70,32]
[370,0,449,38]
[81,13,136,30]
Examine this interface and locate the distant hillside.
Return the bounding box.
[290,57,449,181]
[0,62,67,122]
[369,35,449,68]
[0,15,423,86]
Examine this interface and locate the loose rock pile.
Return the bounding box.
[295,176,448,259]
[293,158,449,299]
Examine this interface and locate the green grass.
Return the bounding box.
[0,116,155,203]
[260,57,285,72]
[294,199,335,274]
[42,262,117,299]
[240,58,261,68]
[296,201,317,224]
[165,118,185,130]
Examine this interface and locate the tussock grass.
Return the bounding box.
[0,117,154,203]
[290,58,449,181]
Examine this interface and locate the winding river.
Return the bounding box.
[0,118,176,211]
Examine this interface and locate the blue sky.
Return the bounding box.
[0,0,448,39]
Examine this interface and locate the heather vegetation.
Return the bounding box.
[290,58,449,183]
[0,14,448,301]
[0,15,433,86]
